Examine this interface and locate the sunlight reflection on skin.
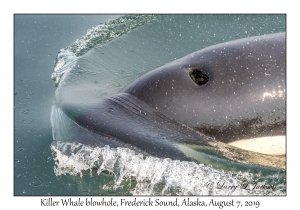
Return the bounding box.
[261,87,285,101]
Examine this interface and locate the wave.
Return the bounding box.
[51,141,285,195]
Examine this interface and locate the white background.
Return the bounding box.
[2,1,298,209]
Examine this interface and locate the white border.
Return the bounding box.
[3,1,298,209]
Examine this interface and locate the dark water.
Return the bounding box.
[14,14,286,196]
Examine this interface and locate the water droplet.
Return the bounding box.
[106,107,114,112]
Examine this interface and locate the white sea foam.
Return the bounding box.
[51,142,286,196]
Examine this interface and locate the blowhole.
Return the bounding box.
[189,69,209,86]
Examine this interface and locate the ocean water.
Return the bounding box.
[14,14,286,196]
[14,15,121,195]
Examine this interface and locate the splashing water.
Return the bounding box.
[51,142,285,196]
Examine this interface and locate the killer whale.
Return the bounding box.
[52,32,286,169]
